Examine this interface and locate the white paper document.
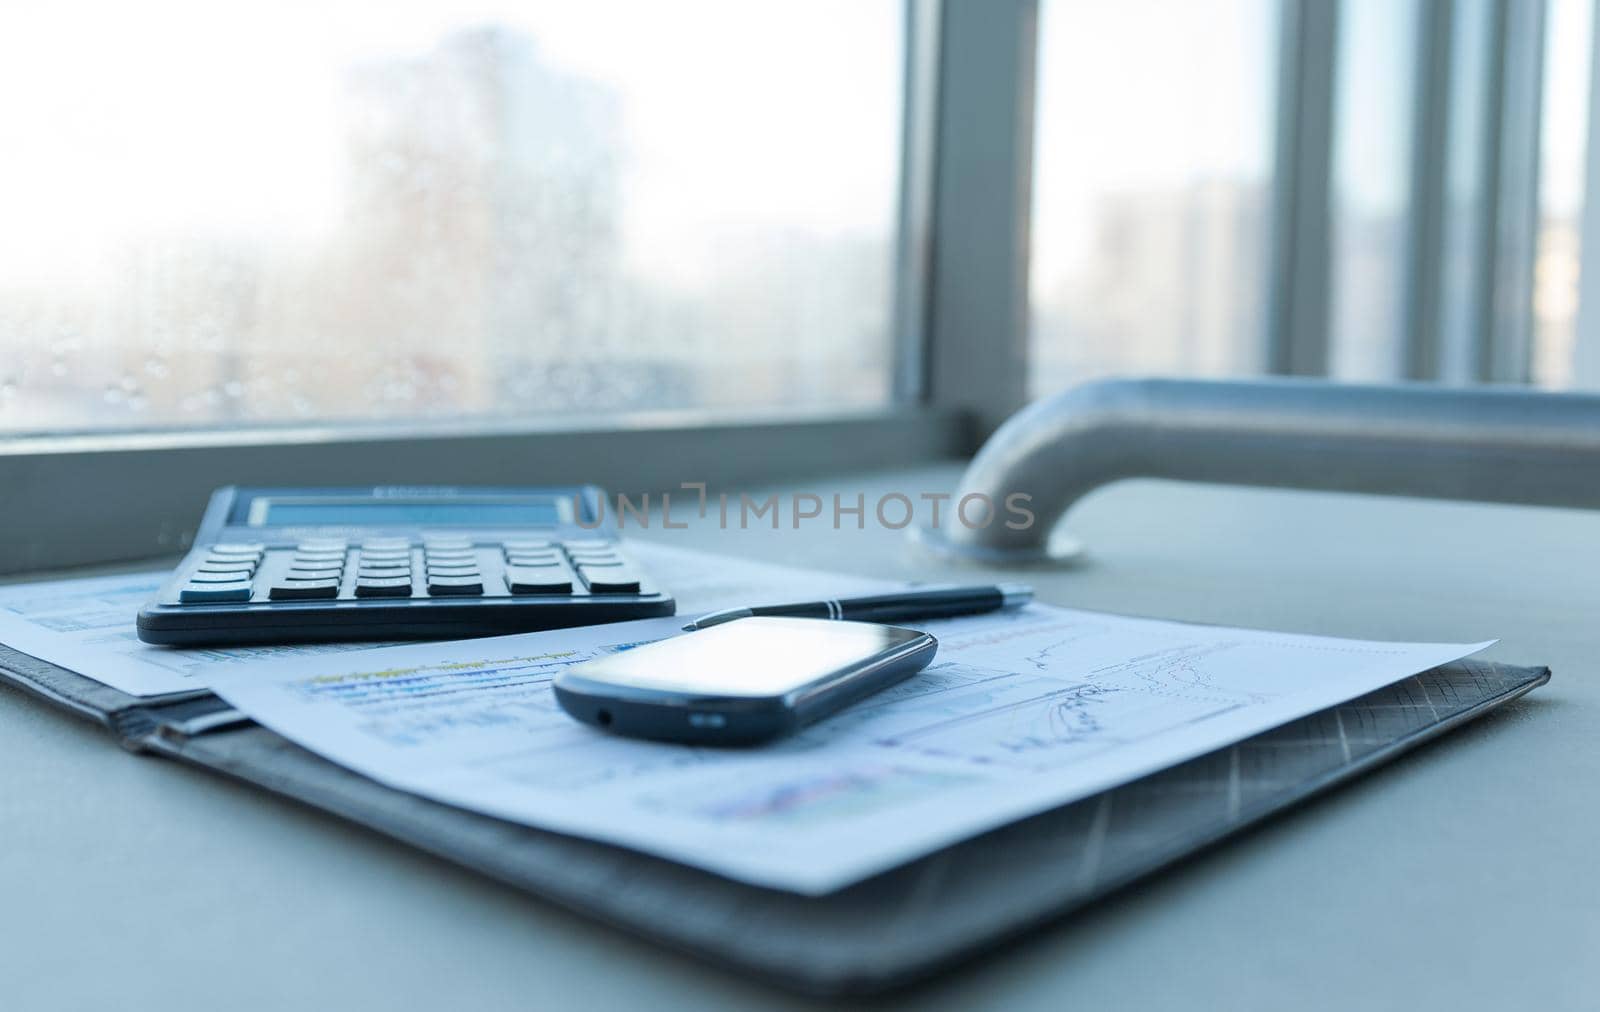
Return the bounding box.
[0,543,891,698]
[0,573,400,697]
[204,597,1492,894]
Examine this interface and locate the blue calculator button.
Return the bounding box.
[505,568,573,594]
[189,571,254,585]
[507,551,562,565]
[579,568,641,594]
[355,557,410,570]
[502,539,554,553]
[506,557,561,570]
[209,542,265,557]
[422,537,473,551]
[355,577,413,598]
[427,576,484,596]
[296,539,348,553]
[179,581,253,603]
[360,538,411,551]
[269,579,340,600]
[198,560,257,574]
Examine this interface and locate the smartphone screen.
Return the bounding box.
[575,617,925,697]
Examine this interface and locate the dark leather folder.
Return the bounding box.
[0,643,1547,996]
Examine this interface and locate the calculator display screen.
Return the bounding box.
[256,500,562,527]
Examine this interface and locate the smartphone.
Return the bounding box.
[552,616,938,745]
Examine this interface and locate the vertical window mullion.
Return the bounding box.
[892,0,943,404]
[1402,0,1456,381]
[1486,0,1550,382]
[1265,0,1340,377]
[923,0,1038,441]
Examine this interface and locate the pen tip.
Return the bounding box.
[680,623,696,632]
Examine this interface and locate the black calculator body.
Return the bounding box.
[136,486,674,646]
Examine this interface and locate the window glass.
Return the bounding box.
[1030,0,1277,396]
[1531,0,1594,388]
[1327,0,1420,381]
[0,1,904,434]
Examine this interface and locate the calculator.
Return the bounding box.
[135,486,674,646]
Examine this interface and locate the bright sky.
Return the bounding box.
[0,1,902,288]
[0,0,1591,292]
[1543,0,1595,218]
[1031,0,1277,284]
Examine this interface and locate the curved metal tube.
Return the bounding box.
[919,377,1600,564]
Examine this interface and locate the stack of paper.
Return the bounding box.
[0,543,1489,893]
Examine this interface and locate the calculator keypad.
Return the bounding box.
[175,538,653,605]
[178,544,266,603]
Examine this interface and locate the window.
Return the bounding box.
[1030,0,1595,392]
[1327,0,1421,381]
[1029,0,1278,396]
[6,0,1600,574]
[1532,0,1594,388]
[0,1,905,435]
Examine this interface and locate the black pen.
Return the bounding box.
[682,583,1033,631]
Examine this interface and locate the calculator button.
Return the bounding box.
[423,548,475,560]
[360,538,411,551]
[505,568,574,594]
[506,555,562,568]
[355,577,413,598]
[358,548,411,560]
[286,568,343,580]
[502,539,554,553]
[189,570,255,584]
[355,556,410,569]
[427,576,484,596]
[198,560,258,574]
[209,542,265,557]
[507,549,561,562]
[357,573,409,585]
[568,554,623,567]
[293,557,346,570]
[422,537,473,551]
[269,579,341,600]
[297,539,348,552]
[426,568,480,580]
[561,539,615,551]
[579,568,642,594]
[179,581,253,603]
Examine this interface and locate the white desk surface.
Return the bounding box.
[3,465,1596,1011]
